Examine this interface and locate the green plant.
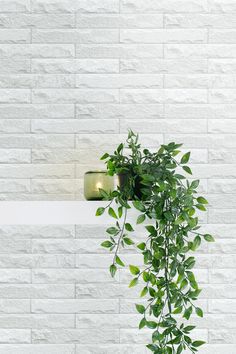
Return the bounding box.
[96,131,214,354]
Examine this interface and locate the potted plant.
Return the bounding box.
[96,131,214,354]
[100,131,162,200]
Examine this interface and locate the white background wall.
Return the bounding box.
[0,200,232,354]
[0,0,236,200]
[0,1,236,351]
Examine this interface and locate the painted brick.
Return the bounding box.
[0,135,74,148]
[0,14,75,28]
[0,74,75,89]
[209,0,236,13]
[0,44,75,59]
[0,180,30,193]
[0,104,74,118]
[0,150,30,164]
[76,74,163,89]
[120,29,207,43]
[120,118,207,133]
[31,299,119,314]
[32,119,119,133]
[0,164,74,178]
[0,0,234,205]
[32,59,119,74]
[0,345,75,354]
[0,0,30,12]
[165,14,236,28]
[120,0,208,13]
[32,328,119,344]
[0,30,30,43]
[77,14,163,29]
[120,59,207,74]
[32,89,119,104]
[76,44,163,58]
[0,329,30,344]
[0,284,74,298]
[31,179,77,194]
[32,29,119,44]
[32,0,119,13]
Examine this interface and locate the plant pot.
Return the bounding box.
[117,173,143,200]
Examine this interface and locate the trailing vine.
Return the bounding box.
[96,131,214,354]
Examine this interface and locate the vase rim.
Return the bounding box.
[85,170,107,174]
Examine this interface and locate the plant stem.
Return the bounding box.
[112,208,127,265]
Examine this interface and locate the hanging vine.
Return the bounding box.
[96,131,214,354]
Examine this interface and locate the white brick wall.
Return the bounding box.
[0,223,233,354]
[0,0,233,199]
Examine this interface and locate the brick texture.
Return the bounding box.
[0,223,233,353]
[0,0,233,200]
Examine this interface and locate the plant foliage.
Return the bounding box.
[96,130,214,354]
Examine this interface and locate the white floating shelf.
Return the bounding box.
[0,201,110,225]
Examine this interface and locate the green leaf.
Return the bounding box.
[96,207,105,216]
[152,330,163,343]
[189,288,202,299]
[117,143,123,153]
[192,340,205,347]
[166,163,177,169]
[191,180,200,189]
[143,271,150,282]
[98,188,109,200]
[137,214,146,224]
[125,223,134,232]
[181,152,191,164]
[118,206,123,218]
[174,174,186,180]
[173,306,183,314]
[137,242,146,251]
[139,318,146,329]
[101,240,113,248]
[109,264,117,278]
[183,165,192,175]
[183,325,196,333]
[183,335,191,345]
[133,201,145,212]
[204,234,215,242]
[190,281,198,291]
[106,227,119,235]
[108,207,118,219]
[129,277,138,288]
[145,225,156,235]
[183,306,192,320]
[123,237,134,245]
[196,204,206,211]
[184,257,196,269]
[177,344,183,354]
[173,149,181,156]
[175,216,184,225]
[191,235,201,251]
[135,304,145,314]
[180,279,188,290]
[146,344,158,352]
[196,307,203,318]
[115,255,125,267]
[166,347,173,354]
[164,211,174,221]
[140,287,148,297]
[197,196,208,204]
[146,321,157,329]
[100,153,109,160]
[187,271,198,290]
[141,174,156,182]
[129,265,140,275]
